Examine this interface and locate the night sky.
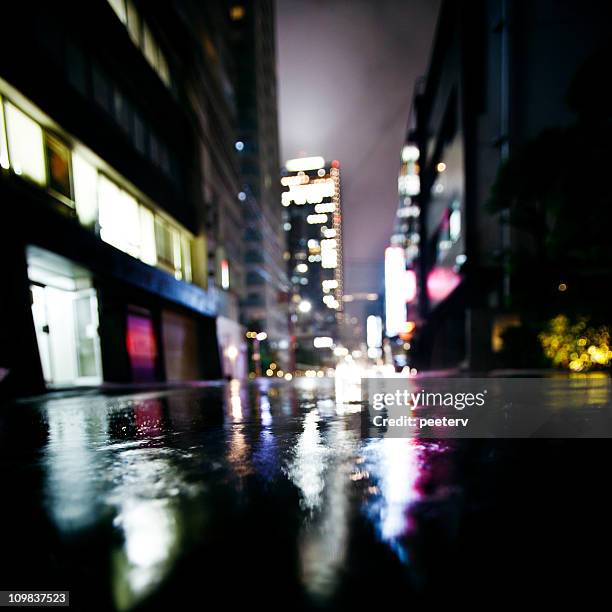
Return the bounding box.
[276,0,440,293]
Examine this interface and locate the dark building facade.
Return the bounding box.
[392,0,609,371]
[0,0,250,396]
[228,0,290,369]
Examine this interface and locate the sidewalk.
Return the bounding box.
[11,378,228,405]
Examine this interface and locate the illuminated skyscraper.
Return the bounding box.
[281,157,343,366]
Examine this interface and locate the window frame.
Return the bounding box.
[44,131,75,208]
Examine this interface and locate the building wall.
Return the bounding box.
[404,0,608,370]
[178,1,246,312]
[0,0,251,395]
[229,0,289,366]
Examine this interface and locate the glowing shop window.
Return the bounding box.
[171,226,182,279]
[155,217,173,269]
[98,175,140,258]
[153,217,188,279]
[139,206,157,266]
[0,97,9,169]
[72,154,98,227]
[4,102,46,186]
[120,191,140,258]
[181,234,192,283]
[98,175,121,244]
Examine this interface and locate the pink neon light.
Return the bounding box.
[405,269,417,303]
[426,267,461,303]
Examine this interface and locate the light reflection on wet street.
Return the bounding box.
[0,378,610,609]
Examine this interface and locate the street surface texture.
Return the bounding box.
[0,377,609,609]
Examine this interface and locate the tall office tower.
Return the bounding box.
[281,157,344,367]
[227,1,290,369]
[178,1,248,380]
[0,0,249,396]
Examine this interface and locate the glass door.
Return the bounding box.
[30,283,53,383]
[30,284,103,386]
[73,289,103,384]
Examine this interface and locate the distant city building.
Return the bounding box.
[0,0,276,395]
[228,0,290,371]
[383,109,422,367]
[339,291,382,358]
[281,157,344,367]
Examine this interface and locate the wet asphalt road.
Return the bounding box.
[0,377,611,609]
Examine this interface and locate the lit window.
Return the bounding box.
[98,174,140,258]
[110,0,171,88]
[4,102,46,186]
[314,202,335,213]
[126,0,141,45]
[181,234,192,282]
[306,213,328,225]
[157,51,171,87]
[321,239,338,269]
[45,134,73,203]
[154,216,183,279]
[142,24,158,70]
[171,226,182,279]
[107,0,127,23]
[322,279,338,291]
[139,206,157,266]
[120,190,141,258]
[98,175,120,234]
[72,153,98,227]
[155,216,173,270]
[0,97,9,169]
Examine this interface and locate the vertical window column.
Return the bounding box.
[72,153,99,227]
[0,96,9,170]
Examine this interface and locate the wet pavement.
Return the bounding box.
[0,377,611,609]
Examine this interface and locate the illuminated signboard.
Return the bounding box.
[385,246,407,337]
